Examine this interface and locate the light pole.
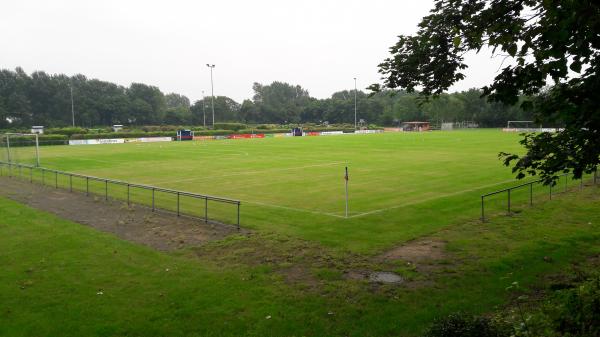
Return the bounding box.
[70,79,75,127]
[206,64,215,128]
[201,90,206,128]
[353,77,357,130]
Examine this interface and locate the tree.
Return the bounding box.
[371,0,600,184]
[127,83,166,124]
[212,96,241,122]
[252,82,311,123]
[165,93,190,109]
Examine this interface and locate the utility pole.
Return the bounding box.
[70,80,75,127]
[202,90,206,128]
[206,64,215,128]
[354,77,357,130]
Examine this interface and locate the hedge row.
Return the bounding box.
[5,134,68,146]
[71,131,175,140]
[54,127,382,141]
[213,123,247,131]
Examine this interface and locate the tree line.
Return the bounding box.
[0,67,531,128]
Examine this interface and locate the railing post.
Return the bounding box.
[507,189,511,215]
[205,197,208,223]
[127,184,130,205]
[55,171,58,188]
[564,175,567,192]
[177,192,180,216]
[237,202,240,230]
[480,196,485,221]
[152,188,155,211]
[105,180,108,201]
[42,169,44,185]
[549,184,552,200]
[30,167,33,183]
[86,177,89,196]
[69,174,73,192]
[529,183,533,206]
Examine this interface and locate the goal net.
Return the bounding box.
[503,121,541,132]
[0,133,40,166]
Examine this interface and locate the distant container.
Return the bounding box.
[112,124,124,132]
[31,126,44,134]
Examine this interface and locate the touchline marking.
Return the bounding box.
[347,178,521,218]
[242,200,346,218]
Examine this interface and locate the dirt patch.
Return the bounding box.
[0,177,240,251]
[381,239,448,263]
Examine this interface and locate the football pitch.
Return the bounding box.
[32,130,527,252]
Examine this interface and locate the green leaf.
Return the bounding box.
[452,36,461,48]
[508,44,517,57]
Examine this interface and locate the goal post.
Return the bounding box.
[504,121,542,132]
[0,133,40,167]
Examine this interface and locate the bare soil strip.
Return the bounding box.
[0,177,240,251]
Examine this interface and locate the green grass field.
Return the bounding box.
[2,129,600,336]
[1,181,599,336]
[4,130,564,253]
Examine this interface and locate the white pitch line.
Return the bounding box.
[151,161,346,185]
[347,178,520,218]
[242,200,346,218]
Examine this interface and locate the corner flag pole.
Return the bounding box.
[344,166,349,218]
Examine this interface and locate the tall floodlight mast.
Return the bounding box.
[201,90,206,128]
[353,77,357,130]
[206,64,216,128]
[70,79,75,127]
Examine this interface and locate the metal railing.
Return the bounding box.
[0,161,241,229]
[481,170,598,221]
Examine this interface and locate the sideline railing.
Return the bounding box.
[0,161,240,229]
[480,170,598,221]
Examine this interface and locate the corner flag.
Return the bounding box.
[344,166,349,218]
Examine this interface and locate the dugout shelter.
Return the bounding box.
[401,122,430,132]
[177,129,194,141]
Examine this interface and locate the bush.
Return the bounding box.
[140,125,186,132]
[4,134,68,146]
[213,123,246,131]
[254,124,275,130]
[193,129,237,136]
[304,127,356,133]
[423,312,511,337]
[237,128,290,134]
[546,276,600,337]
[70,131,175,140]
[45,127,88,136]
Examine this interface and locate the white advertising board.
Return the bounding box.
[355,129,383,134]
[69,138,125,145]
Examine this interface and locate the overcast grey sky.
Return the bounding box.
[1,0,504,103]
